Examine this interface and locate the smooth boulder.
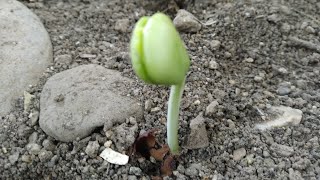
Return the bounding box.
[0,0,53,116]
[39,64,143,142]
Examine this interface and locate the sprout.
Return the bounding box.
[130,13,190,154]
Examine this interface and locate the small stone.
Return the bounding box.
[129,167,142,176]
[2,147,7,154]
[263,158,275,167]
[263,150,270,157]
[224,52,232,58]
[267,14,281,23]
[277,87,291,96]
[115,19,130,33]
[24,91,35,112]
[278,67,288,74]
[186,114,209,149]
[111,123,138,151]
[296,80,307,88]
[26,143,42,155]
[270,143,294,157]
[42,139,56,151]
[289,168,304,180]
[244,57,254,63]
[193,100,201,105]
[210,40,221,49]
[305,26,315,34]
[300,21,308,29]
[79,54,96,59]
[205,100,219,116]
[85,141,100,158]
[54,54,72,65]
[173,9,201,33]
[246,154,254,165]
[129,117,137,124]
[105,130,113,138]
[254,76,263,82]
[242,92,249,97]
[28,111,39,126]
[151,107,161,112]
[38,149,53,162]
[28,132,38,144]
[227,119,236,129]
[21,155,32,163]
[9,152,20,164]
[185,163,201,177]
[104,140,112,148]
[281,23,291,33]
[233,148,246,161]
[209,60,219,70]
[144,100,153,112]
[229,79,236,85]
[292,158,311,170]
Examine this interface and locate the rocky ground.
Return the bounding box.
[1,0,320,179]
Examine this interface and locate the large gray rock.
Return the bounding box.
[39,64,143,142]
[0,0,52,116]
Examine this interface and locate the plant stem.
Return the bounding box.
[167,77,185,155]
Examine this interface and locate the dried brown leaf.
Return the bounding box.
[149,145,170,161]
[161,155,176,176]
[151,176,163,180]
[132,129,158,158]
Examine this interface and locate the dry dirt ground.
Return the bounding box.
[1,0,320,179]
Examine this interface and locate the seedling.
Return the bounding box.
[130,13,190,154]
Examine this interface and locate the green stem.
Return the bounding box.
[167,77,185,155]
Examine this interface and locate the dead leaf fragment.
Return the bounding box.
[161,155,176,176]
[133,129,158,158]
[150,145,170,161]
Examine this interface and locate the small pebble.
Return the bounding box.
[277,86,291,96]
[8,152,20,164]
[26,143,42,155]
[85,141,100,158]
[144,100,152,112]
[115,18,130,33]
[42,139,56,151]
[225,52,232,58]
[21,155,32,163]
[254,76,263,82]
[193,100,201,105]
[173,9,201,33]
[151,107,161,112]
[267,14,281,23]
[205,100,219,116]
[305,26,315,34]
[210,40,221,49]
[129,167,142,176]
[38,149,53,162]
[227,119,236,129]
[233,148,246,161]
[104,140,112,148]
[281,23,291,33]
[270,143,294,157]
[244,57,254,63]
[209,60,219,70]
